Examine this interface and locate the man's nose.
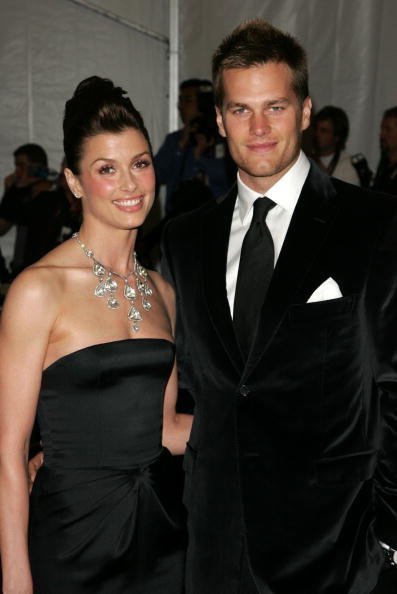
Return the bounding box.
[250,112,271,136]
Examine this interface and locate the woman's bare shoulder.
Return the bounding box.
[2,241,78,325]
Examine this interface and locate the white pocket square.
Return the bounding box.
[307,277,342,303]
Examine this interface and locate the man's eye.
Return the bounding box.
[233,107,248,115]
[270,106,284,112]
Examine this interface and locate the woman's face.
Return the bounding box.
[65,128,155,232]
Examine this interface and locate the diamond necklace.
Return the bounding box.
[73,232,152,333]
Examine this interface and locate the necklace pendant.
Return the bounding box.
[136,264,148,278]
[128,305,142,322]
[124,283,136,300]
[131,322,140,333]
[93,262,106,277]
[104,276,118,293]
[95,276,118,297]
[94,280,107,297]
[142,297,152,311]
[136,278,145,292]
[107,296,120,309]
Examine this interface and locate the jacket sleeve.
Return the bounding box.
[160,220,196,398]
[368,205,397,549]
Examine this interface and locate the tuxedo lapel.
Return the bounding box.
[201,185,245,372]
[244,164,341,378]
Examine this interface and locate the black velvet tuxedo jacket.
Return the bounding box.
[162,162,397,594]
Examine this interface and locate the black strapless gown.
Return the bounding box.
[29,339,186,593]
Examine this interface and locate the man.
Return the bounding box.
[162,19,397,594]
[372,106,397,196]
[154,78,234,215]
[311,105,361,185]
[0,143,60,275]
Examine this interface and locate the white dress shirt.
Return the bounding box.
[226,151,311,315]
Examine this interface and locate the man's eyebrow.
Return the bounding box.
[226,97,290,109]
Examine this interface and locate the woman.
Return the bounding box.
[0,77,192,594]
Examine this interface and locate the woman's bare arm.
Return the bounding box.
[150,271,193,455]
[0,267,58,593]
[162,360,193,455]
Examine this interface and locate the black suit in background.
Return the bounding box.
[162,162,397,594]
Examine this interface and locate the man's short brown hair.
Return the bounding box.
[212,19,309,107]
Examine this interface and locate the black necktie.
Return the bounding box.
[233,196,275,357]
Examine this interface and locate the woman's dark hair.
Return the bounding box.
[63,76,152,174]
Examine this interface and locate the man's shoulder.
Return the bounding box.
[329,176,397,233]
[164,198,215,237]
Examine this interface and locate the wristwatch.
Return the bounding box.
[380,541,397,566]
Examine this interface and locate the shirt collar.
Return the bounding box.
[236,150,311,223]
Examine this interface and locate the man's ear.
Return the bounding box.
[215,106,227,138]
[64,168,83,199]
[301,97,312,132]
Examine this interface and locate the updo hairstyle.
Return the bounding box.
[63,76,152,174]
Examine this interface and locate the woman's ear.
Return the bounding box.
[64,168,83,199]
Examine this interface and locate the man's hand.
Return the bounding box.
[28,451,44,493]
[4,172,17,189]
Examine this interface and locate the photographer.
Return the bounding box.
[0,143,61,275]
[154,78,234,216]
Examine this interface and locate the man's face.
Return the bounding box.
[380,116,397,154]
[215,62,311,194]
[13,154,39,187]
[178,86,201,125]
[313,118,337,156]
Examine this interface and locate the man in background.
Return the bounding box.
[0,143,59,275]
[311,105,372,186]
[155,78,234,215]
[372,106,397,196]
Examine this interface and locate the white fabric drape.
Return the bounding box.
[180,0,397,171]
[0,0,170,260]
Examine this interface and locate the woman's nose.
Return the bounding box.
[120,169,137,191]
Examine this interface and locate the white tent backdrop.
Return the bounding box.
[0,0,170,260]
[180,0,397,171]
[1,0,397,259]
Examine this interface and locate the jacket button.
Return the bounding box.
[238,384,250,397]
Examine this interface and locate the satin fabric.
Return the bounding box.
[29,339,186,593]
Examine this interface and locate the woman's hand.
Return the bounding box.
[28,451,44,494]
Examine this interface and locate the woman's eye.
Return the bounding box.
[134,159,151,169]
[99,165,115,174]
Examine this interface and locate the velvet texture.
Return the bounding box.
[162,162,397,594]
[29,339,186,594]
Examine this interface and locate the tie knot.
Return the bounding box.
[252,196,275,221]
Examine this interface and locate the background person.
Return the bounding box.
[372,106,397,196]
[154,78,234,216]
[0,143,62,276]
[311,105,370,186]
